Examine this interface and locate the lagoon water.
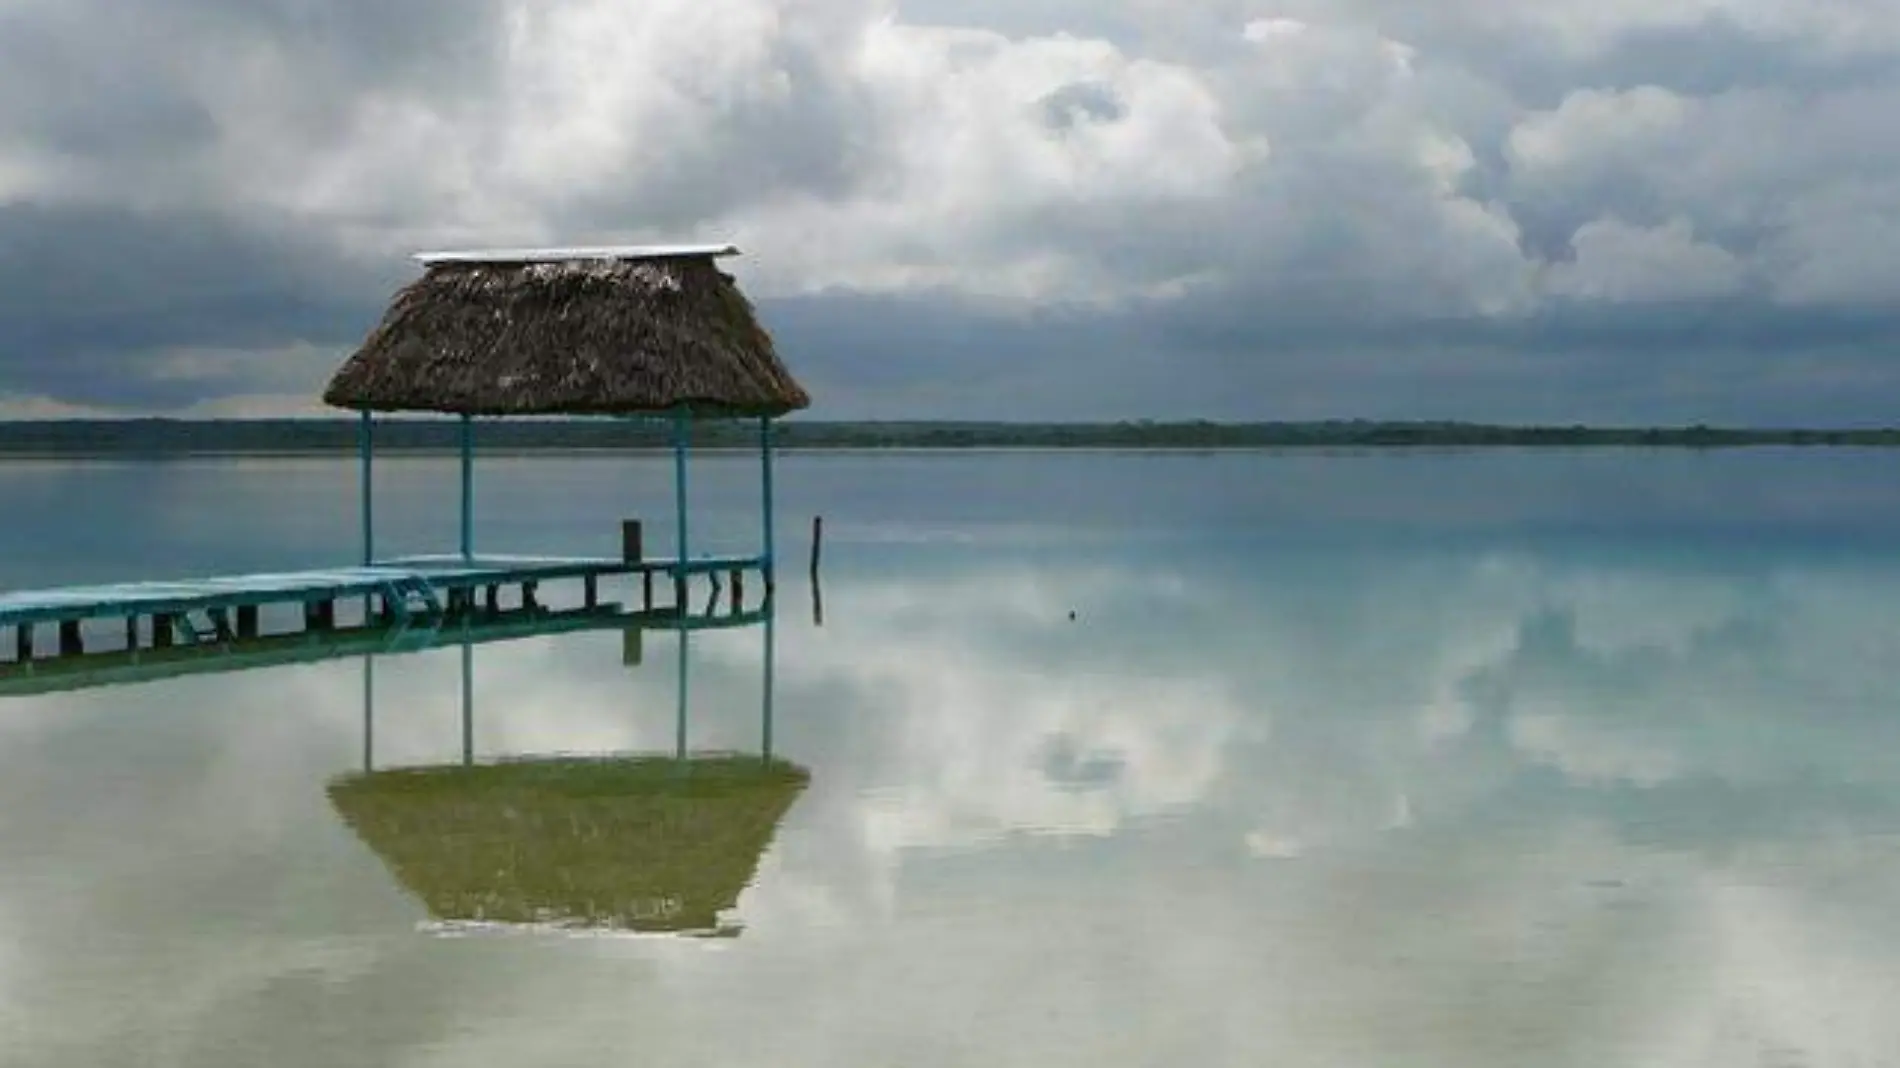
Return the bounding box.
[3,449,1900,1065]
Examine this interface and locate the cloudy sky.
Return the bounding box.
[4,0,1900,423]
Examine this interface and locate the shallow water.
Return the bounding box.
[3,449,1900,1066]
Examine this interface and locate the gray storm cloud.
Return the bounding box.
[2,0,1899,420]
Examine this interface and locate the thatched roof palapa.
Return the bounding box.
[327,755,810,935]
[324,245,811,418]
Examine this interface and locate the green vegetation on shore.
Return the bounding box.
[0,418,1897,456]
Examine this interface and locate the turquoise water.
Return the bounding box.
[3,450,1900,1065]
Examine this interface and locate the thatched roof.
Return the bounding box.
[323,247,811,418]
[327,755,809,935]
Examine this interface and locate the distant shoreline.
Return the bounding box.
[0,418,1895,458]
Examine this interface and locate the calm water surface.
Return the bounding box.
[3,450,1900,1066]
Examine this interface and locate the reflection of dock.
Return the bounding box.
[0,597,769,698]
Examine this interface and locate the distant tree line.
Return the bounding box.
[0,418,1896,456]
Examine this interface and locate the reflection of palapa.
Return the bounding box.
[328,756,808,935]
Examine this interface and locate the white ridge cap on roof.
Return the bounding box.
[413,244,741,265]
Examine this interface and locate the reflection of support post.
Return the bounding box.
[675,630,690,760]
[362,655,375,774]
[809,515,823,581]
[811,574,824,628]
[762,604,776,761]
[460,630,474,768]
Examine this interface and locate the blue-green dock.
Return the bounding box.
[0,546,769,663]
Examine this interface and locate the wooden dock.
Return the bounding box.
[0,550,770,666]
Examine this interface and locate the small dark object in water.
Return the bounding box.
[1068,610,1076,621]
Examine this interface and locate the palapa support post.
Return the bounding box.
[459,414,475,562]
[153,615,174,649]
[622,625,644,667]
[484,584,500,614]
[124,615,139,651]
[731,569,744,613]
[236,605,259,639]
[58,620,83,657]
[15,624,31,662]
[583,574,599,609]
[672,407,691,613]
[760,417,776,593]
[359,410,375,566]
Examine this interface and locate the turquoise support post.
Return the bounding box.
[459,415,474,561]
[673,406,689,608]
[760,417,775,591]
[359,411,374,566]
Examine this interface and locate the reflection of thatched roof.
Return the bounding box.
[323,248,811,417]
[327,755,809,934]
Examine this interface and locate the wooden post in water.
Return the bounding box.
[731,569,744,613]
[809,515,824,580]
[622,519,644,564]
[622,519,650,610]
[306,599,336,632]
